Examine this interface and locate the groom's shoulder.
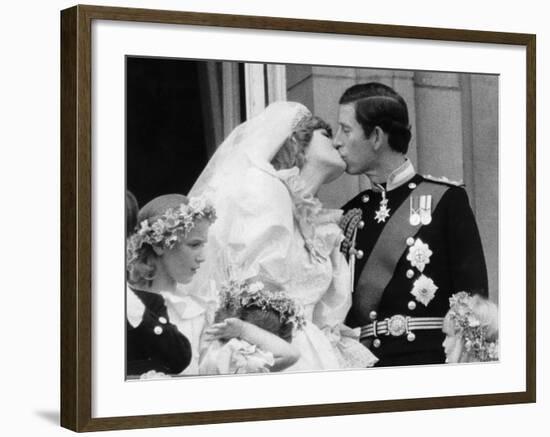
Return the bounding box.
[418,174,468,205]
[420,173,464,188]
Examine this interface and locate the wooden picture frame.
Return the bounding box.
[60,4,536,432]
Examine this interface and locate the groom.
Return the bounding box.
[333,82,488,367]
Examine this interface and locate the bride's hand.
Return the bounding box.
[204,318,244,340]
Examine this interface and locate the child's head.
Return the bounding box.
[442,292,499,363]
[126,194,216,288]
[239,305,294,343]
[215,277,304,343]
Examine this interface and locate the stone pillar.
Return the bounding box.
[286,64,314,113]
[414,72,464,182]
[266,64,287,104]
[467,74,499,301]
[244,63,266,119]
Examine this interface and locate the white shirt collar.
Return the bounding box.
[126,286,146,328]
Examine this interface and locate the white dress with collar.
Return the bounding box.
[160,285,218,375]
[213,163,377,371]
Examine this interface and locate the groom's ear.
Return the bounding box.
[371,126,386,151]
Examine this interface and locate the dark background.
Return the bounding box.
[126,56,209,208]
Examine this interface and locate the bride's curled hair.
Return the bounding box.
[271,115,332,171]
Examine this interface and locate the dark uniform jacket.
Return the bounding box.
[342,172,488,367]
[127,288,192,377]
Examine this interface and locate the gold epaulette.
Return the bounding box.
[422,174,464,187]
[340,208,363,257]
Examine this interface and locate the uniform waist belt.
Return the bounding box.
[360,315,444,340]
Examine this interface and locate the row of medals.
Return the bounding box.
[367,182,433,226]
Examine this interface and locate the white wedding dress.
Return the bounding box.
[221,163,377,371]
[188,102,377,372]
[280,168,378,370]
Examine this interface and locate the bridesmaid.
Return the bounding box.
[442,292,498,363]
[125,193,216,378]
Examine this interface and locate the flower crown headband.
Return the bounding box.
[218,279,306,331]
[126,196,216,266]
[447,291,498,362]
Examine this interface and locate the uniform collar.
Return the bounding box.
[376,158,415,192]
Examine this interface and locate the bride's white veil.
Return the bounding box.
[190,101,311,199]
[184,101,312,299]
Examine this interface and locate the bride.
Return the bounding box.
[189,101,377,371]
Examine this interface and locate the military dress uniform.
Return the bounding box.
[127,287,192,377]
[341,159,488,367]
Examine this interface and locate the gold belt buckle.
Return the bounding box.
[387,315,408,337]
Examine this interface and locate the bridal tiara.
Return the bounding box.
[291,105,312,130]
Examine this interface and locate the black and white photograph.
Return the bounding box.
[125,57,500,379]
[3,0,545,435]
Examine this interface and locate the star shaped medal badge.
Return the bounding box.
[374,188,391,223]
